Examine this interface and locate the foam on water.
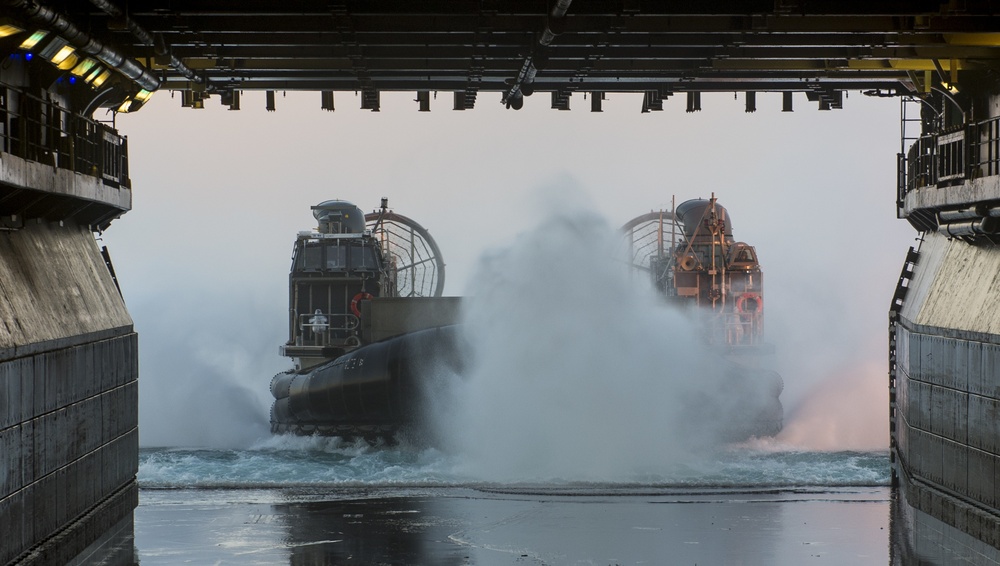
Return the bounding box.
[138,437,458,489]
[138,442,890,489]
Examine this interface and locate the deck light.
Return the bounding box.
[49,44,75,66]
[38,35,73,65]
[0,19,25,38]
[89,69,112,87]
[84,65,104,83]
[56,51,79,70]
[70,58,97,77]
[18,30,47,51]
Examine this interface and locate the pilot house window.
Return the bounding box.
[350,246,378,270]
[326,245,347,269]
[295,245,322,271]
[295,242,378,272]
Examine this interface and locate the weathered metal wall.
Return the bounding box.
[0,221,137,565]
[891,467,1000,564]
[895,231,1000,550]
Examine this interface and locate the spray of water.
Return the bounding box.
[136,289,282,448]
[432,195,773,482]
[775,360,889,451]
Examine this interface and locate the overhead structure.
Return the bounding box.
[2,1,999,113]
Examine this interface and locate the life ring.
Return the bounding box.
[735,292,763,314]
[350,292,374,317]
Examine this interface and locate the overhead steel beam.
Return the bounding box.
[19,0,991,100]
[4,0,161,91]
[87,0,207,86]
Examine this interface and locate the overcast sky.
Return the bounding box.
[108,89,915,448]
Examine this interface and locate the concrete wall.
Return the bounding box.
[0,153,131,214]
[0,221,137,565]
[894,231,1000,550]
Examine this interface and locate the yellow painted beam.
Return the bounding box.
[943,33,1000,47]
[713,58,964,72]
[181,58,217,69]
[847,59,965,71]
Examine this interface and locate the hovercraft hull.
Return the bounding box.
[270,325,461,438]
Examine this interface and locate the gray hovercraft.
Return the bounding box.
[269,199,461,441]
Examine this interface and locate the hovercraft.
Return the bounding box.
[269,199,461,441]
[622,195,783,439]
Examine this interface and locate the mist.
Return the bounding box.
[432,185,774,481]
[132,286,284,447]
[109,90,914,452]
[776,360,890,451]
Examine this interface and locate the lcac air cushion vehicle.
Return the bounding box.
[270,199,462,441]
[622,196,783,439]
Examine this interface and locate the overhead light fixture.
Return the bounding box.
[38,35,74,65]
[415,91,429,112]
[56,52,79,70]
[361,89,380,112]
[643,91,663,112]
[89,69,112,87]
[18,30,48,50]
[117,97,134,113]
[505,90,523,110]
[84,65,104,83]
[686,92,702,112]
[134,89,153,103]
[70,58,98,77]
[590,92,603,112]
[550,91,570,111]
[49,44,75,66]
[0,18,25,38]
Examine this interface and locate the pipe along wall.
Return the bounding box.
[0,221,138,565]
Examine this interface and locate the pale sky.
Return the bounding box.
[108,89,915,448]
